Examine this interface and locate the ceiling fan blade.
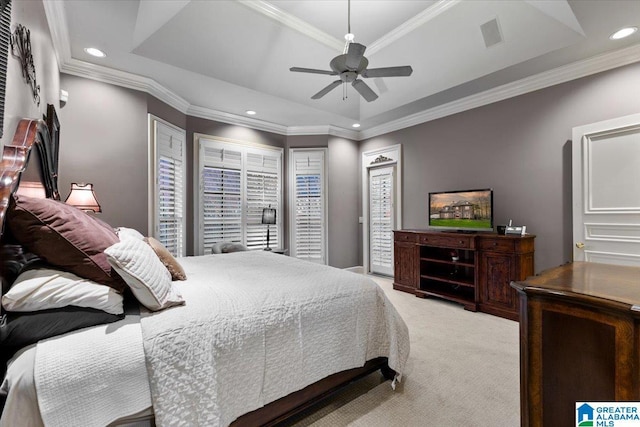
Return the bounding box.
[311,80,342,99]
[352,79,378,102]
[290,67,338,76]
[345,42,366,70]
[362,66,413,78]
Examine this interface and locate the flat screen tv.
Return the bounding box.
[428,188,493,232]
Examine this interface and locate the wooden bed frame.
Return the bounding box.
[0,116,394,426]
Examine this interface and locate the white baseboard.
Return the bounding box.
[343,266,364,274]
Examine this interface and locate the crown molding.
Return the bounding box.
[42,0,72,69]
[359,43,640,140]
[61,58,191,113]
[237,0,343,52]
[328,125,360,140]
[44,0,640,143]
[367,0,460,55]
[187,105,288,135]
[240,0,459,57]
[58,57,360,140]
[286,125,359,140]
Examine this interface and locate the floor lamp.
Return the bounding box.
[262,206,276,251]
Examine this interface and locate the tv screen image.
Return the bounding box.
[428,189,493,232]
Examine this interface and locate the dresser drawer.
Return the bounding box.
[418,234,472,248]
[478,238,515,253]
[394,231,417,243]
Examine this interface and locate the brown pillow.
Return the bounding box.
[6,195,127,292]
[144,236,187,281]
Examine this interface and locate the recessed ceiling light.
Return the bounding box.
[246,110,257,115]
[84,47,106,58]
[352,123,361,128]
[610,27,637,40]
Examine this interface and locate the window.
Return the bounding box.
[149,115,186,256]
[197,137,282,254]
[289,149,327,264]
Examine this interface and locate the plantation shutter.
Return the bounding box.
[245,152,280,250]
[369,166,394,275]
[200,144,243,254]
[290,149,326,264]
[197,138,282,254]
[152,118,186,256]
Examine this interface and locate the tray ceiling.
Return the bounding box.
[46,0,640,139]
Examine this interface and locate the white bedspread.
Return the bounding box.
[34,314,151,427]
[141,251,410,427]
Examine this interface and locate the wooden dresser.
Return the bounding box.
[393,230,535,320]
[511,262,640,427]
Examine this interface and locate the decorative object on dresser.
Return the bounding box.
[393,230,535,321]
[64,183,101,212]
[511,262,640,427]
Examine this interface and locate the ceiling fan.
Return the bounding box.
[289,0,413,102]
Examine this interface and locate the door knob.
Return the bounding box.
[576,242,585,249]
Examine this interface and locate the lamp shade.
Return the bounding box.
[16,181,46,199]
[261,207,276,225]
[64,183,102,212]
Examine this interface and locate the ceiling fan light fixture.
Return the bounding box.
[289,0,412,102]
[610,27,637,40]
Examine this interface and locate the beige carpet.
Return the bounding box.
[284,275,520,427]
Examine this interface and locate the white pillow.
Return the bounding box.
[105,238,184,311]
[116,227,145,241]
[2,268,124,315]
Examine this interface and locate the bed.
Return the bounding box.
[0,116,410,426]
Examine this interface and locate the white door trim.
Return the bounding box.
[362,144,402,274]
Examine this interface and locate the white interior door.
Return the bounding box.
[369,166,395,276]
[572,113,640,266]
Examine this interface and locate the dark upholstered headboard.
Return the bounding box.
[0,107,60,293]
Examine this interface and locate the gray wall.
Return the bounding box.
[2,0,639,275]
[360,61,640,273]
[326,136,359,268]
[1,0,60,147]
[58,75,148,232]
[285,134,360,269]
[53,76,362,267]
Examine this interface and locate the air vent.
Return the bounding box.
[480,18,503,48]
